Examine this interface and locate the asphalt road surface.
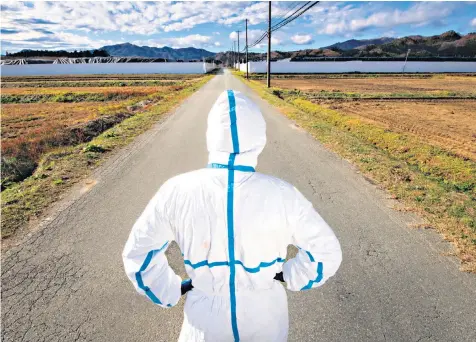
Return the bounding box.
[2,70,476,342]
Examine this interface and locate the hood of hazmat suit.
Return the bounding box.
[123,90,342,342]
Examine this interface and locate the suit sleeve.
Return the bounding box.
[122,182,182,307]
[282,187,342,291]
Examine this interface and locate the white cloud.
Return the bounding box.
[0,1,470,53]
[291,34,314,45]
[0,1,300,37]
[1,26,115,51]
[316,2,458,35]
[214,42,221,47]
[134,34,214,49]
[167,34,212,48]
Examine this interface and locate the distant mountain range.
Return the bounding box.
[325,37,395,51]
[214,31,476,63]
[340,30,476,58]
[100,43,215,60]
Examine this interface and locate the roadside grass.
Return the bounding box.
[1,75,213,238]
[247,73,476,80]
[2,92,146,103]
[234,71,476,272]
[270,88,476,100]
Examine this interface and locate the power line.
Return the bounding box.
[271,1,319,32]
[248,2,311,48]
[271,1,301,27]
[246,2,318,50]
[272,1,310,27]
[246,1,301,52]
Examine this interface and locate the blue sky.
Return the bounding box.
[1,1,475,54]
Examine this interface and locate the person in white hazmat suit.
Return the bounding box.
[123,90,342,341]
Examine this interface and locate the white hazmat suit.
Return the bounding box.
[123,90,342,341]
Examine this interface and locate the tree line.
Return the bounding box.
[5,49,110,58]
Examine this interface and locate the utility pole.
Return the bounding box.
[267,1,271,88]
[236,30,241,67]
[245,19,249,79]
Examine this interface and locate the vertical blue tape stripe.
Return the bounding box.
[226,90,240,341]
[227,90,239,154]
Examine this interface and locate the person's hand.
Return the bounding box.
[274,272,284,282]
[181,279,194,295]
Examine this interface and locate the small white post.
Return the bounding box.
[402,49,411,73]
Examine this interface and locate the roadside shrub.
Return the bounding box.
[83,144,106,153]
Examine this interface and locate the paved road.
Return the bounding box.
[2,70,476,342]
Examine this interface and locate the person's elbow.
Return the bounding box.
[325,235,343,279]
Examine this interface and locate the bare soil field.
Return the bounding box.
[262,75,476,160]
[317,100,476,160]
[264,75,476,96]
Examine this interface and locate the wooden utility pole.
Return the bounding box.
[245,19,249,79]
[267,1,271,88]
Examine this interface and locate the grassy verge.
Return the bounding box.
[271,88,476,100]
[246,73,476,80]
[234,71,476,272]
[1,92,148,103]
[1,75,213,239]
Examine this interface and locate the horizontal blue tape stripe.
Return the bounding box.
[301,262,323,291]
[135,241,170,306]
[184,257,284,272]
[184,259,229,268]
[207,163,255,172]
[235,258,285,273]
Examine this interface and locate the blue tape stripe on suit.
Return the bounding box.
[297,246,315,263]
[305,251,315,262]
[227,90,240,341]
[135,241,172,306]
[228,90,239,153]
[184,257,285,272]
[208,163,255,173]
[301,262,324,290]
